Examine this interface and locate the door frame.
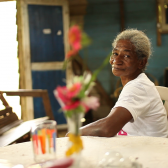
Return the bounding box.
[17,0,71,121]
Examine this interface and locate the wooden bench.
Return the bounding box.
[0,90,54,147]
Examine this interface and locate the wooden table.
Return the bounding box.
[0,136,168,168]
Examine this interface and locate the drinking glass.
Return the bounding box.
[31,120,57,162]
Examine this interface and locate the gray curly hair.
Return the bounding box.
[112,29,152,62]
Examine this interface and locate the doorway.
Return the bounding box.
[0,1,21,118]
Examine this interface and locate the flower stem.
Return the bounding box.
[75,112,79,135]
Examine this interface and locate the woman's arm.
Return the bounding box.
[80,107,133,137]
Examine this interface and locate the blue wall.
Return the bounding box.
[81,0,168,95]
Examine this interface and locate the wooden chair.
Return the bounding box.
[0,89,54,147]
[156,86,168,115]
[1,89,54,120]
[0,91,22,135]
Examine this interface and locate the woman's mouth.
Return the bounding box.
[112,67,124,70]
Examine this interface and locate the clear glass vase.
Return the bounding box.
[66,112,84,158]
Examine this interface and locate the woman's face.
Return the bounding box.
[109,39,142,79]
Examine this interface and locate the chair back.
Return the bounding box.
[0,92,22,135]
[156,86,168,115]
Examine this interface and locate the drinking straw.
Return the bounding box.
[50,129,55,147]
[35,135,38,148]
[32,135,38,154]
[52,132,56,152]
[38,129,46,154]
[45,135,49,154]
[37,139,42,155]
[47,133,51,153]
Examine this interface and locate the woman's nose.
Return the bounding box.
[113,54,123,64]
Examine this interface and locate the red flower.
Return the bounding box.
[56,86,70,103]
[68,25,82,52]
[63,101,81,111]
[54,82,82,111]
[67,83,82,98]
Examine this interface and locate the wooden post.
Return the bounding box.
[156,0,162,46]
[119,0,125,32]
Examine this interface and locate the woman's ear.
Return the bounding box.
[138,58,147,70]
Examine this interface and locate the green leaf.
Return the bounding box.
[76,90,85,99]
[65,110,74,118]
[81,32,92,48]
[74,105,85,114]
[64,106,85,118]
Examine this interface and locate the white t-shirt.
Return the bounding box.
[113,73,168,137]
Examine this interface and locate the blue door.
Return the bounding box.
[28,5,66,125]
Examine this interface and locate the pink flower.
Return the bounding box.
[54,82,83,111]
[54,82,100,113]
[55,86,70,104]
[68,25,82,51]
[67,83,82,98]
[56,83,81,101]
[81,96,100,111]
[63,101,80,111]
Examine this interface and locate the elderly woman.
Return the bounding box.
[81,29,168,137]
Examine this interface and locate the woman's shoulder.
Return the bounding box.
[125,73,154,89]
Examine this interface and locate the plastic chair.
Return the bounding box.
[156,86,168,115]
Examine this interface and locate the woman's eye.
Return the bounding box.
[112,52,118,56]
[124,55,130,58]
